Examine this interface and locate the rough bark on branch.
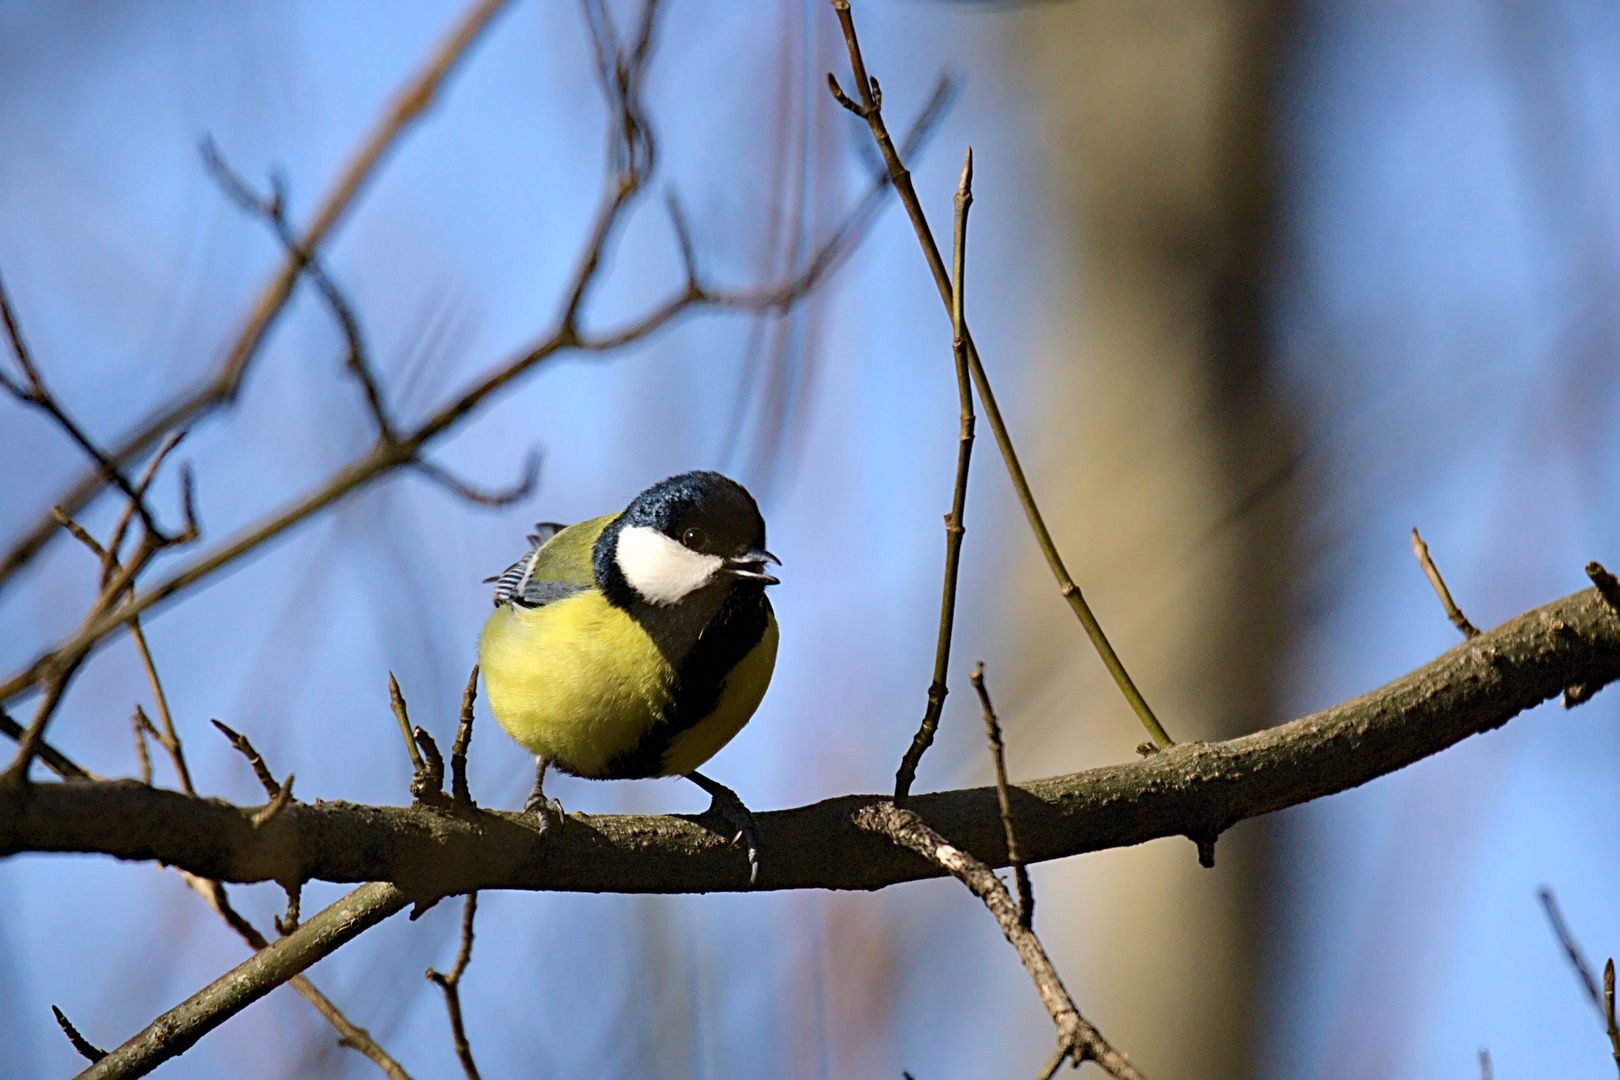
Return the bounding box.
[5,585,1616,898]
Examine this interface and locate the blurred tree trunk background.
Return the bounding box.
[997,4,1301,1077]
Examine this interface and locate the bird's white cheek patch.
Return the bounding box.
[616,525,723,605]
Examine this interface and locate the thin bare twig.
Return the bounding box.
[200,142,393,442]
[894,146,976,807]
[0,0,517,593]
[414,451,539,508]
[1411,528,1480,638]
[972,662,1031,928]
[129,623,193,794]
[855,803,1144,1079]
[1,272,163,539]
[826,0,1173,750]
[1540,885,1605,1015]
[427,893,482,1080]
[1479,1049,1493,1080]
[388,674,427,784]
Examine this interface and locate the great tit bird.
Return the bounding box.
[478,471,779,881]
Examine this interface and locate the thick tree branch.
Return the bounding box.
[75,882,408,1080]
[6,584,1618,897]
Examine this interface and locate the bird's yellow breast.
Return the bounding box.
[478,592,778,779]
[480,592,673,778]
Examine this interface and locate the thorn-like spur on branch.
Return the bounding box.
[0,0,516,594]
[414,449,540,509]
[251,774,295,830]
[451,666,478,807]
[210,719,281,798]
[75,882,409,1080]
[1568,562,1620,706]
[275,882,303,937]
[1411,528,1480,639]
[426,892,482,1080]
[209,718,294,828]
[855,802,1144,1079]
[10,584,1620,899]
[53,1005,108,1064]
[1478,1049,1493,1080]
[972,663,1032,928]
[1588,562,1620,615]
[413,727,446,802]
[894,145,976,809]
[130,710,154,785]
[825,0,1173,751]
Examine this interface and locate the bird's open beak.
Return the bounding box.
[724,549,781,585]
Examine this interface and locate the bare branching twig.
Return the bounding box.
[825,0,1172,751]
[427,893,482,1080]
[0,0,518,592]
[855,803,1143,1079]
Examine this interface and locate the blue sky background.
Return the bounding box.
[2,1,1619,1078]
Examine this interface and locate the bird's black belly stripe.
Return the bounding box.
[603,589,771,778]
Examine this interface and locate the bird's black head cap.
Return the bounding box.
[594,471,768,603]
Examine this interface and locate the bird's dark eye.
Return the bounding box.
[681,527,708,550]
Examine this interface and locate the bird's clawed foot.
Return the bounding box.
[687,771,760,886]
[525,758,565,840]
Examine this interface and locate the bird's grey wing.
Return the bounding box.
[487,522,584,608]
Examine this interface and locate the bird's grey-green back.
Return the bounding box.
[489,514,615,607]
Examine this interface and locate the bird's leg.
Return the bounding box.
[524,757,565,838]
[686,771,760,886]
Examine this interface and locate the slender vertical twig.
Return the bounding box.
[895,146,976,806]
[1605,958,1620,1078]
[388,674,427,781]
[972,662,1032,928]
[825,0,1172,749]
[427,893,482,1080]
